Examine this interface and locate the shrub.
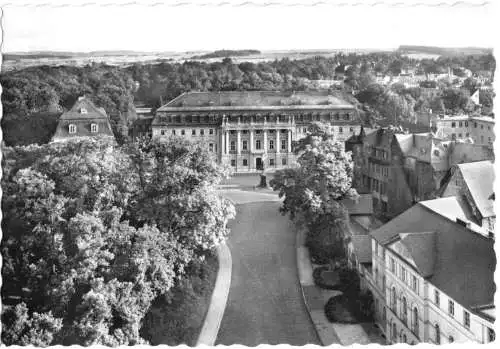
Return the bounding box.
[305,223,346,265]
[312,266,342,290]
[338,266,361,296]
[324,295,358,324]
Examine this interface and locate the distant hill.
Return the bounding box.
[397,45,493,56]
[3,50,175,61]
[190,49,261,60]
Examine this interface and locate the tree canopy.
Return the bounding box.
[1,137,235,346]
[271,122,358,223]
[270,123,358,262]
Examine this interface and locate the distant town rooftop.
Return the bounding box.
[435,114,471,121]
[157,91,355,112]
[470,115,495,123]
[435,114,495,123]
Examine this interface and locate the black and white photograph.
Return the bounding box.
[0,0,497,346]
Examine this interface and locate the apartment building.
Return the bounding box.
[434,114,495,145]
[365,197,495,344]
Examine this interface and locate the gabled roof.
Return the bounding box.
[59,96,108,120]
[351,235,372,264]
[51,97,115,142]
[457,161,495,218]
[394,133,413,155]
[370,198,495,309]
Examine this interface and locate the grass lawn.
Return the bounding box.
[140,251,219,346]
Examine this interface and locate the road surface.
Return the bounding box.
[215,189,320,346]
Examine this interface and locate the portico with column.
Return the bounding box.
[221,122,295,172]
[153,91,361,173]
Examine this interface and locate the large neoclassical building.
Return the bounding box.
[152,91,361,172]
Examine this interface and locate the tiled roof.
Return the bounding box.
[51,97,115,142]
[419,196,485,234]
[457,161,495,218]
[370,199,495,309]
[158,91,355,111]
[351,235,372,264]
[59,96,108,120]
[398,232,436,277]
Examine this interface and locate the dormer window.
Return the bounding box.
[69,124,77,134]
[91,123,98,133]
[80,108,88,114]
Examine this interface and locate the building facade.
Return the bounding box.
[348,128,494,220]
[367,198,495,345]
[434,114,495,145]
[51,96,115,143]
[151,91,361,172]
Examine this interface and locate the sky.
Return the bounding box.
[0,1,496,53]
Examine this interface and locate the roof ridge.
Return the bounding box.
[417,200,492,241]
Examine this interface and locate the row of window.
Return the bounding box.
[433,289,471,330]
[229,129,288,135]
[229,139,287,151]
[158,126,358,137]
[230,158,287,167]
[450,121,469,128]
[449,121,491,131]
[451,133,492,143]
[160,128,215,136]
[161,112,355,124]
[69,123,98,133]
[389,292,420,336]
[433,322,492,344]
[451,132,469,139]
[389,305,495,345]
[390,257,419,294]
[369,163,390,177]
[367,177,388,196]
[372,147,389,160]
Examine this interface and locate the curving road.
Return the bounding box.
[215,189,320,346]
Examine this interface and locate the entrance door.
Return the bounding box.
[256,157,263,170]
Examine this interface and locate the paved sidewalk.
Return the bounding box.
[296,227,384,346]
[196,242,232,346]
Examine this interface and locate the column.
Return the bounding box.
[263,129,268,154]
[249,129,254,170]
[250,129,254,152]
[221,131,225,155]
[276,129,280,154]
[287,129,292,153]
[225,131,229,154]
[237,130,241,154]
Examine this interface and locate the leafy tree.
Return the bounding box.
[270,123,357,262]
[479,89,495,109]
[271,122,358,227]
[124,137,235,253]
[441,88,474,113]
[387,59,403,76]
[1,137,235,345]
